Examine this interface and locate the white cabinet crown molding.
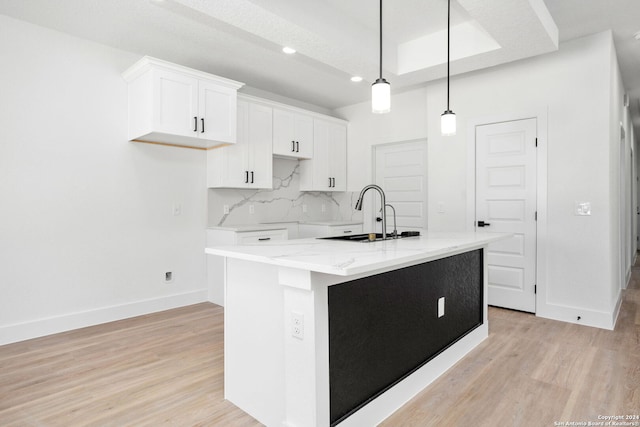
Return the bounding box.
[237,93,347,126]
[122,56,244,90]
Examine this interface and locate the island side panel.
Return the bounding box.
[327,249,484,426]
[224,257,286,426]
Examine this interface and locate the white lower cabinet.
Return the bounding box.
[207,99,273,189]
[206,228,287,306]
[298,223,363,238]
[300,119,347,191]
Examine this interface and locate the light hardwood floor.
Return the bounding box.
[1,262,639,426]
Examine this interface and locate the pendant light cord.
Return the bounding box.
[379,0,383,79]
[446,0,450,111]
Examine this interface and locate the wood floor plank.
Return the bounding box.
[2,260,640,426]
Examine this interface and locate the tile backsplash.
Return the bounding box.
[208,158,362,226]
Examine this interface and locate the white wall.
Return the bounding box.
[0,15,208,344]
[337,31,631,330]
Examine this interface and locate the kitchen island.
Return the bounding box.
[205,231,508,427]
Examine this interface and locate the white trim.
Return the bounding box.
[536,295,621,331]
[466,107,548,315]
[122,55,245,89]
[0,290,208,346]
[238,93,348,125]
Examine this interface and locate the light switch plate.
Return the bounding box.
[575,201,591,216]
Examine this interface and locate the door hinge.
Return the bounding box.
[534,284,537,294]
[535,137,538,147]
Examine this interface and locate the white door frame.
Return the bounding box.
[466,108,548,314]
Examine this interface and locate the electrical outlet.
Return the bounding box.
[302,204,308,213]
[438,297,445,318]
[291,312,304,340]
[321,203,326,213]
[437,202,445,213]
[172,203,182,216]
[249,205,255,215]
[223,205,229,214]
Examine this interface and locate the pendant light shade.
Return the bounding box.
[441,0,456,135]
[441,110,456,136]
[372,78,390,114]
[372,0,390,114]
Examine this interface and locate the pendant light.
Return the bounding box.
[441,0,456,135]
[372,0,390,114]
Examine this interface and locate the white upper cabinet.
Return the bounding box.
[272,109,313,159]
[207,99,273,189]
[123,56,244,149]
[300,119,347,192]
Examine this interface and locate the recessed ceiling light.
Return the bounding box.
[282,46,296,54]
[634,31,640,41]
[350,76,363,82]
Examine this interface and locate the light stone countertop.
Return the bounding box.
[207,224,289,232]
[205,231,510,276]
[208,220,363,232]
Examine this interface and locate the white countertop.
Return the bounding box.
[298,220,363,226]
[206,231,509,276]
[209,220,362,232]
[208,224,288,232]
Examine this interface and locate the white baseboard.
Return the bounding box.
[0,289,208,346]
[536,300,618,330]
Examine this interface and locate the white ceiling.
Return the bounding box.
[0,0,639,133]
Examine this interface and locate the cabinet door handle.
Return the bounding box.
[477,220,491,227]
[258,237,271,241]
[343,230,352,234]
[292,141,295,152]
[296,141,300,152]
[201,118,205,133]
[329,177,332,188]
[194,116,198,132]
[245,171,249,183]
[251,171,254,184]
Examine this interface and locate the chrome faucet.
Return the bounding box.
[355,184,386,240]
[384,204,398,238]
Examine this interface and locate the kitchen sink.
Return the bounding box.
[318,231,420,242]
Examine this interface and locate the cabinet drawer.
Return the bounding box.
[326,224,363,237]
[235,229,288,244]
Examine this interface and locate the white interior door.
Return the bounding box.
[475,119,537,313]
[374,140,428,232]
